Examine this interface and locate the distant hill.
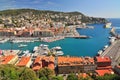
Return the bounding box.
[0,9,107,27]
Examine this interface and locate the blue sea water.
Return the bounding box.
[0,18,120,57]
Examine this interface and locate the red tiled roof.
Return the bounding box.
[32,56,42,71]
[1,55,15,64]
[58,56,94,66]
[34,56,41,64]
[32,65,41,71]
[95,69,114,76]
[95,57,111,63]
[17,56,30,67]
[48,62,54,70]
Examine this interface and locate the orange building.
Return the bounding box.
[94,56,114,76]
[57,56,96,74]
[32,56,42,71]
[0,55,18,65]
[94,56,112,70]
[16,56,31,67]
[32,56,54,71]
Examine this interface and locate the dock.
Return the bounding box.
[66,35,90,39]
[3,50,22,56]
[100,40,120,67]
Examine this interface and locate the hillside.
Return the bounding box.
[0,9,107,27]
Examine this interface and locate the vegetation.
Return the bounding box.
[37,67,55,80]
[94,74,120,80]
[51,76,64,80]
[0,64,38,80]
[67,73,78,80]
[0,65,120,80]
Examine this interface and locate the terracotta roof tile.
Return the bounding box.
[1,55,15,64]
[95,57,111,63]
[95,69,114,76]
[17,56,31,67]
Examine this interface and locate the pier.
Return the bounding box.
[100,40,120,67]
[66,35,90,39]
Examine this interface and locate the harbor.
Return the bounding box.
[0,23,111,57]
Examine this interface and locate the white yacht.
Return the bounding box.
[97,50,103,55]
[104,22,112,28]
[23,50,29,54]
[0,38,9,43]
[56,51,64,55]
[18,44,27,48]
[103,45,108,51]
[33,46,38,52]
[52,46,64,56]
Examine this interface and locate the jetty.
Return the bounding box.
[66,35,90,39]
[2,50,22,56]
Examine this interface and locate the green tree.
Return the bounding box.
[0,64,38,80]
[52,76,64,80]
[67,73,78,80]
[40,76,48,80]
[95,74,120,80]
[37,67,54,79]
[0,64,19,80]
[19,67,38,80]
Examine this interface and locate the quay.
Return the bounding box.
[2,50,22,56]
[66,35,90,39]
[100,40,120,67]
[40,36,65,43]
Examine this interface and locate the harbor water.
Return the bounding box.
[0,19,120,57]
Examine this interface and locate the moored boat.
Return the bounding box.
[18,44,27,48]
[104,22,112,28]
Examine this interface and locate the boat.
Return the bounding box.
[103,45,108,51]
[97,50,103,55]
[56,51,64,55]
[104,22,112,28]
[18,44,27,48]
[51,46,64,56]
[33,46,38,52]
[0,38,8,43]
[53,46,62,50]
[22,50,30,56]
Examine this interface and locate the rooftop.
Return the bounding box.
[95,56,111,63]
[32,56,54,70]
[95,69,114,76]
[1,55,15,64]
[58,56,94,66]
[17,56,31,67]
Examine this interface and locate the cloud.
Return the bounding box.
[0,0,16,10]
[0,0,59,11]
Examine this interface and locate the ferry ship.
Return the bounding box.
[104,22,112,28]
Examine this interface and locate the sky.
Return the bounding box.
[0,0,120,18]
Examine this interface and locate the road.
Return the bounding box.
[100,40,120,67]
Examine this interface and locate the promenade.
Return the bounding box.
[100,40,120,67]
